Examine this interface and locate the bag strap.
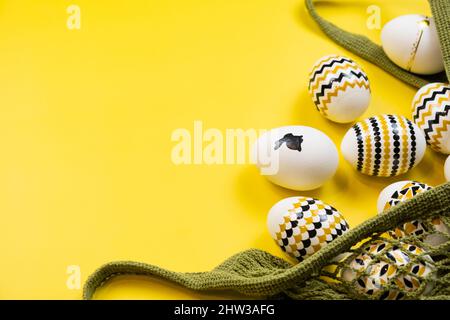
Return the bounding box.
[304,0,449,88]
[83,183,450,299]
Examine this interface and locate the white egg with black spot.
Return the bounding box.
[253,126,338,191]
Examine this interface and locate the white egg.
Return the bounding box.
[341,114,426,177]
[267,196,349,261]
[381,15,444,75]
[308,55,371,123]
[446,156,450,181]
[412,83,450,154]
[377,181,449,246]
[253,126,338,191]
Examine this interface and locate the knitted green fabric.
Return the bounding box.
[304,0,449,88]
[83,183,450,299]
[83,0,450,300]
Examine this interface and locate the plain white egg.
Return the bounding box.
[381,15,444,75]
[253,126,338,191]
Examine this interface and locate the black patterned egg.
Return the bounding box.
[267,197,349,261]
[412,82,450,154]
[341,115,426,177]
[339,240,435,299]
[377,181,449,246]
[308,55,371,123]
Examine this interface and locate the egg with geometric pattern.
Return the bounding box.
[267,197,349,261]
[377,181,449,246]
[412,83,450,154]
[339,240,435,300]
[308,55,371,123]
[341,114,426,177]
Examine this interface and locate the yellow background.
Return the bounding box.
[0,0,446,299]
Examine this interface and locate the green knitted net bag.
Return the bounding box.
[83,0,450,300]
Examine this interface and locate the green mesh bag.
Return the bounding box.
[83,0,450,300]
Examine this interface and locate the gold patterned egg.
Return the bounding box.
[412,82,450,154]
[308,55,371,123]
[339,240,435,300]
[341,115,426,177]
[267,197,349,261]
[377,181,449,246]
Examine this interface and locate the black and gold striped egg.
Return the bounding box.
[412,82,450,154]
[341,115,426,177]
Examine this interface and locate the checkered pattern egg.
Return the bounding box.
[267,197,349,261]
[308,55,371,123]
[341,114,426,177]
[412,83,450,154]
[340,240,435,300]
[377,181,449,246]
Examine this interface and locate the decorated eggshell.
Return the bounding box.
[377,181,449,246]
[341,114,426,177]
[340,240,435,299]
[381,15,444,75]
[412,83,450,154]
[445,156,450,181]
[267,197,349,261]
[253,126,338,191]
[308,55,371,123]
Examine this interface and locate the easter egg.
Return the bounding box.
[381,15,444,75]
[412,83,450,154]
[339,240,435,299]
[445,156,450,181]
[308,55,371,123]
[267,197,349,261]
[253,126,338,191]
[341,114,426,177]
[377,181,449,246]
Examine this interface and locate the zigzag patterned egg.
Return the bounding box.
[267,197,349,261]
[341,115,426,177]
[308,55,371,123]
[339,240,435,299]
[412,82,450,154]
[377,181,449,246]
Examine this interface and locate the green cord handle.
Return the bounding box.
[304,0,449,88]
[83,0,450,299]
[84,183,450,299]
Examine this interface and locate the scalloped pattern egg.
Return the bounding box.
[308,55,371,123]
[341,115,426,177]
[267,197,349,261]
